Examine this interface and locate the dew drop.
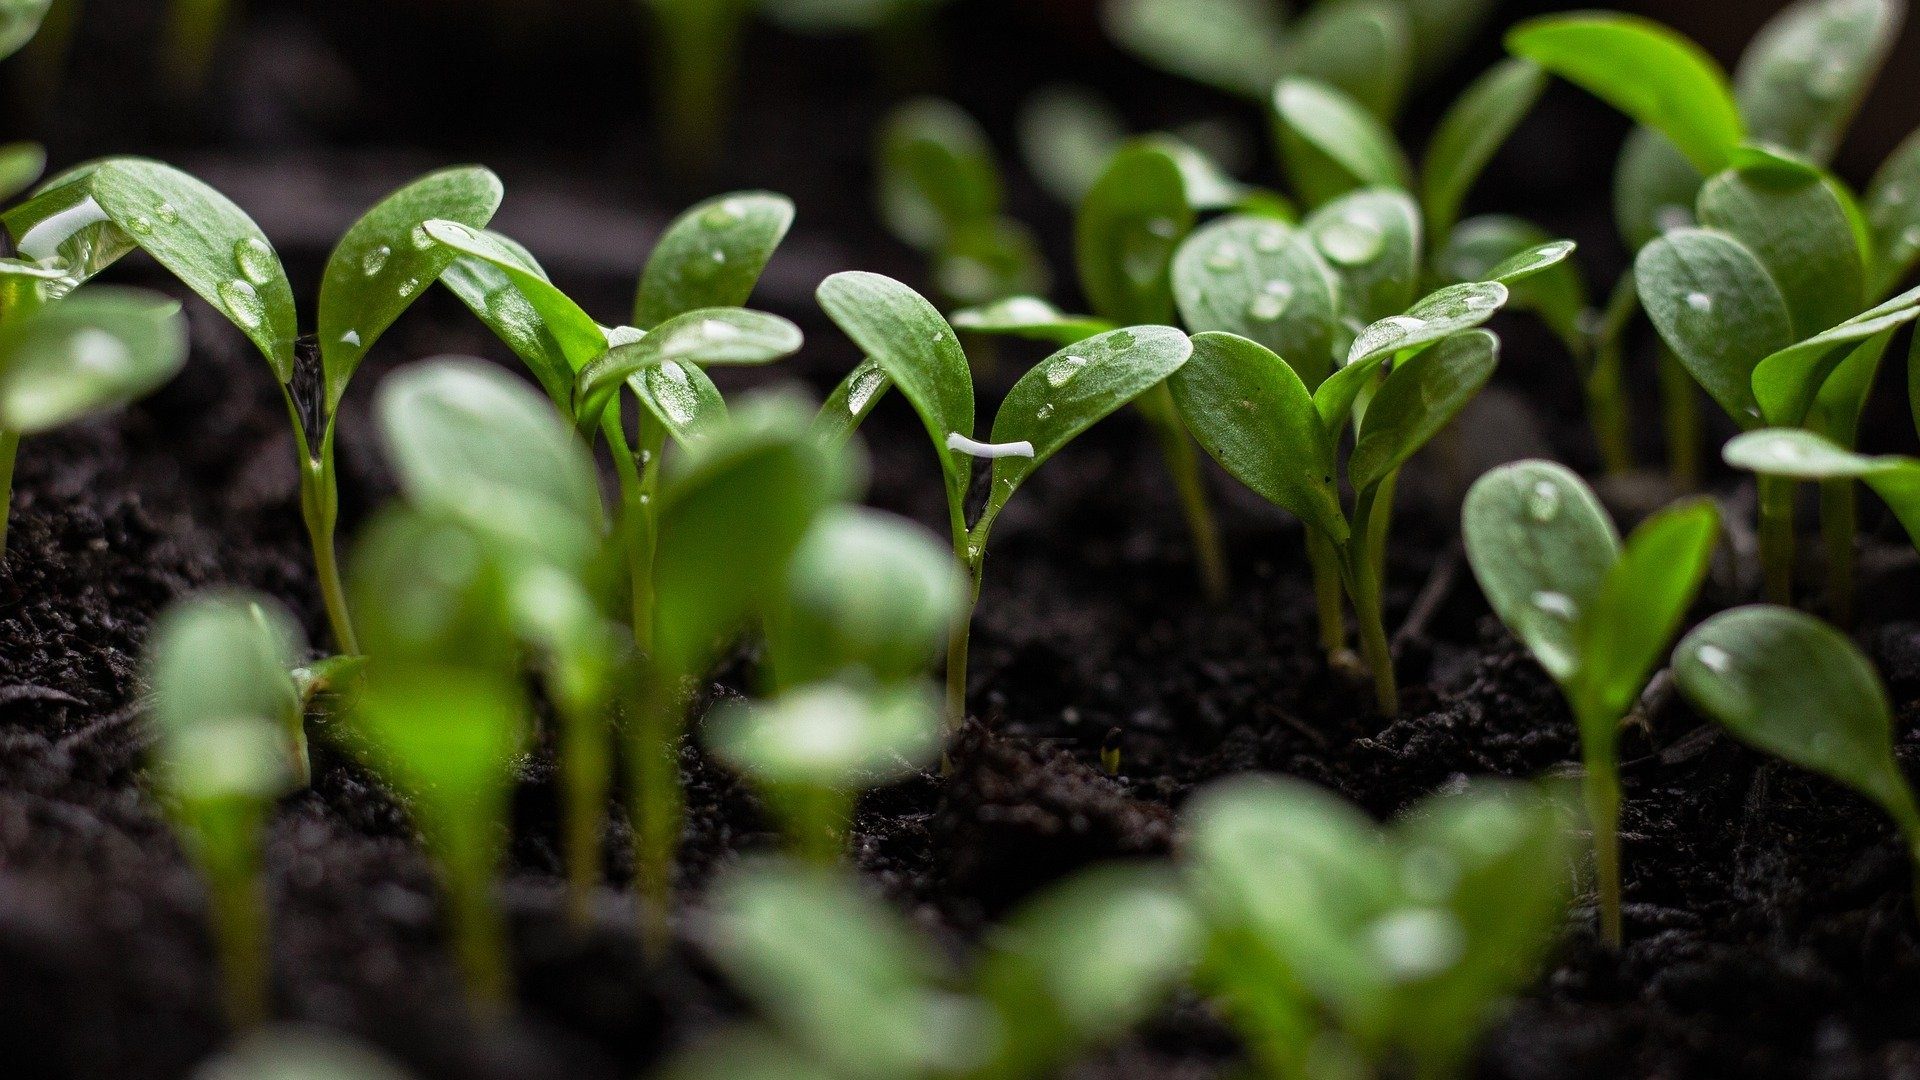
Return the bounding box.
[1685,292,1714,314]
[846,366,885,414]
[396,277,421,299]
[1036,403,1055,420]
[233,237,276,286]
[409,224,435,250]
[1655,205,1693,234]
[1045,354,1089,387]
[218,279,265,330]
[1531,590,1577,619]
[1696,644,1731,673]
[1525,479,1561,522]
[340,329,362,347]
[155,202,180,225]
[125,216,153,236]
[649,362,699,426]
[1317,216,1385,266]
[1248,292,1289,322]
[1206,244,1242,271]
[361,244,392,277]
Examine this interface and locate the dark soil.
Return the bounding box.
[9,0,1920,1078]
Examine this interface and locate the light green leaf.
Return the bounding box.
[1076,142,1194,326]
[0,0,51,61]
[1698,159,1865,340]
[1575,498,1719,721]
[1421,60,1547,241]
[1613,127,1705,250]
[1102,0,1288,98]
[1462,460,1620,683]
[1285,0,1411,121]
[815,360,891,445]
[708,681,944,790]
[1724,428,1920,549]
[424,221,607,374]
[1438,218,1586,348]
[635,192,795,329]
[933,217,1051,307]
[1173,216,1341,388]
[89,159,299,382]
[1315,279,1509,431]
[1145,133,1262,214]
[3,161,135,292]
[950,296,1116,346]
[346,508,518,669]
[1635,227,1795,424]
[146,589,305,798]
[1274,80,1412,210]
[0,142,46,203]
[1348,329,1498,494]
[1865,128,1920,297]
[1752,286,1920,426]
[1169,331,1346,543]
[1019,85,1129,207]
[877,99,1000,251]
[0,287,186,433]
[1508,14,1744,175]
[1735,0,1903,165]
[629,360,728,448]
[318,168,504,416]
[984,325,1193,519]
[376,358,604,574]
[572,307,801,433]
[1302,188,1423,325]
[1674,605,1920,826]
[816,271,974,518]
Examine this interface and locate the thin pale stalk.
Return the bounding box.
[628,675,680,958]
[1140,384,1229,603]
[1657,345,1700,489]
[299,450,357,656]
[1585,336,1634,475]
[1758,473,1796,605]
[0,428,18,555]
[1304,530,1347,658]
[946,540,984,731]
[195,801,270,1029]
[1575,697,1624,949]
[1821,477,1857,627]
[444,838,511,1011]
[650,0,750,173]
[559,701,612,927]
[1342,488,1397,717]
[616,448,657,654]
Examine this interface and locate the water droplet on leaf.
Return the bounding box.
[218,279,265,329]
[1045,354,1089,387]
[233,237,276,286]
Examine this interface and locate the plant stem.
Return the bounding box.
[789,786,851,864]
[0,428,19,556]
[1304,530,1347,658]
[299,450,357,656]
[1585,337,1634,476]
[196,801,269,1029]
[446,839,510,1011]
[1577,705,1624,949]
[945,540,985,731]
[1341,490,1397,718]
[160,0,233,93]
[1141,384,1228,603]
[649,0,750,174]
[1657,345,1700,489]
[1821,477,1857,627]
[559,700,611,927]
[1758,473,1796,605]
[628,675,680,958]
[616,448,658,654]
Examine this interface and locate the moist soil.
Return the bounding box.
[10,1,1920,1078]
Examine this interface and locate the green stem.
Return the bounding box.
[1657,345,1701,489]
[298,449,358,656]
[616,447,658,654]
[946,540,984,731]
[445,840,510,1011]
[196,801,270,1029]
[559,699,612,927]
[0,428,19,556]
[789,785,851,864]
[1576,698,1624,949]
[1585,335,1634,476]
[1758,473,1796,605]
[649,0,750,174]
[1141,384,1229,603]
[1340,491,1397,718]
[1821,477,1857,627]
[1304,530,1347,659]
[160,0,234,93]
[628,675,681,958]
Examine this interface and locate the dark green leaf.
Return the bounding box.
[1169,331,1346,543]
[1315,279,1509,431]
[1724,428,1920,549]
[1302,188,1423,325]
[1019,85,1128,207]
[424,221,608,374]
[0,142,45,203]
[1635,227,1794,424]
[636,192,795,329]
[1865,127,1920,297]
[1102,0,1287,98]
[1438,217,1587,348]
[1752,286,1920,426]
[1285,0,1411,121]
[1172,216,1342,388]
[0,0,50,61]
[1575,498,1719,720]
[1698,159,1865,340]
[876,99,1001,251]
[318,168,504,416]
[1076,142,1194,325]
[1613,127,1705,250]
[1349,329,1498,494]
[1734,0,1902,165]
[1421,60,1547,241]
[0,287,186,433]
[1273,79,1412,210]
[572,307,801,433]
[1508,14,1744,175]
[814,360,891,444]
[933,217,1051,307]
[1401,0,1499,75]
[950,296,1116,346]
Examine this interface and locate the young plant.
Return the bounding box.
[668,857,1199,1080]
[0,287,187,550]
[1721,427,1920,561]
[815,270,1193,724]
[1512,0,1910,483]
[1183,773,1575,1080]
[1673,605,1920,905]
[1463,460,1719,947]
[1166,240,1569,714]
[4,161,506,652]
[876,98,1048,309]
[145,590,306,1028]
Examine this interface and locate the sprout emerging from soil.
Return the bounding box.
[1183,773,1576,1079]
[815,270,1193,727]
[146,590,307,1028]
[1464,460,1719,947]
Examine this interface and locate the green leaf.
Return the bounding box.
[0,0,51,61]
[949,296,1116,346]
[1462,460,1620,683]
[3,161,135,292]
[1019,85,1128,207]
[1575,498,1719,721]
[318,168,504,417]
[767,506,966,689]
[1734,0,1902,165]
[631,360,729,447]
[347,508,518,669]
[705,860,991,1078]
[1613,127,1705,251]
[1102,0,1288,98]
[816,271,975,518]
[1724,428,1920,549]
[89,159,300,383]
[652,399,856,682]
[815,360,890,445]
[983,325,1193,520]
[424,221,608,375]
[1400,0,1499,76]
[1674,605,1920,826]
[0,142,46,203]
[1285,0,1411,122]
[636,192,795,329]
[571,307,801,433]
[146,589,305,798]
[376,359,605,574]
[1752,286,1920,426]
[1315,279,1509,431]
[707,681,944,791]
[1172,216,1342,388]
[1169,331,1346,543]
[1273,79,1412,210]
[1865,128,1920,297]
[1697,159,1865,340]
[1421,60,1547,241]
[1348,329,1498,495]
[1076,142,1195,326]
[1635,227,1795,424]
[1438,218,1587,348]
[933,217,1051,307]
[0,287,187,434]
[1508,14,1744,175]
[876,99,1001,251]
[1145,133,1265,214]
[1302,188,1423,325]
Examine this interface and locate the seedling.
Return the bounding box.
[815,270,1193,725]
[3,161,506,651]
[1183,773,1575,1080]
[707,680,944,860]
[1463,460,1719,947]
[145,590,306,1028]
[1674,605,1920,906]
[1167,239,1570,713]
[1723,428,1920,559]
[0,287,187,551]
[1512,1,1910,483]
[674,857,1198,1080]
[876,99,1047,309]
